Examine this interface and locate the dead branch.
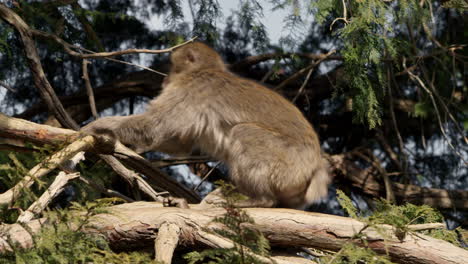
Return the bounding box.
[0,135,95,206]
[99,154,165,202]
[77,176,134,202]
[81,59,98,119]
[17,172,80,223]
[195,229,293,264]
[331,154,468,209]
[31,30,196,59]
[0,113,200,203]
[1,203,466,264]
[231,52,343,72]
[275,50,336,91]
[0,81,16,93]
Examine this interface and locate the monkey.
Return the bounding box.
[81,42,330,209]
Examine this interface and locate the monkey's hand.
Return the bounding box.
[163,197,190,209]
[80,118,118,154]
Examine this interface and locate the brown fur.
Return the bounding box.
[82,42,330,209]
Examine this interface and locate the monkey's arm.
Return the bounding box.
[81,115,156,153]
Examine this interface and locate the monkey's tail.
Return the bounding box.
[304,160,330,204]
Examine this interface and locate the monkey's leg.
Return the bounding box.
[81,115,154,152]
[226,123,299,208]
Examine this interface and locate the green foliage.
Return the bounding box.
[441,0,468,9]
[184,181,270,264]
[0,26,13,59]
[192,0,222,43]
[0,200,151,264]
[0,147,116,224]
[370,199,444,227]
[336,190,462,246]
[0,146,58,218]
[413,102,431,118]
[369,200,459,243]
[236,0,269,52]
[309,0,446,128]
[75,161,118,202]
[336,189,359,219]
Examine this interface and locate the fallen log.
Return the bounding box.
[0,202,466,264]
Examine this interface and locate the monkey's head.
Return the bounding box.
[169,42,226,74]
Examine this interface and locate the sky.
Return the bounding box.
[146,0,292,44]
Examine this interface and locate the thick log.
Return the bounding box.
[0,203,466,264]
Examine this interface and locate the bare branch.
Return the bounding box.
[231,52,342,71]
[100,154,165,202]
[0,135,95,206]
[0,81,16,93]
[276,50,336,91]
[0,113,200,203]
[81,59,98,119]
[30,28,168,76]
[78,176,134,202]
[17,172,80,223]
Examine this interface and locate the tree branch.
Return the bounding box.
[0,113,200,203]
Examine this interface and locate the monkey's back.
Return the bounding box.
[162,69,325,206]
[186,70,317,137]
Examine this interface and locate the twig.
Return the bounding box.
[31,27,195,76]
[0,81,16,93]
[292,66,314,103]
[194,161,221,191]
[17,172,80,223]
[32,29,196,59]
[100,155,165,202]
[152,156,212,168]
[375,130,404,172]
[260,67,276,83]
[81,59,99,119]
[352,150,395,203]
[329,0,349,31]
[30,29,170,76]
[71,2,105,51]
[275,50,336,91]
[407,223,445,231]
[78,176,134,202]
[113,142,201,203]
[405,63,467,165]
[387,67,409,174]
[231,52,342,71]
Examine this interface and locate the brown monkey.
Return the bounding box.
[82,42,329,209]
